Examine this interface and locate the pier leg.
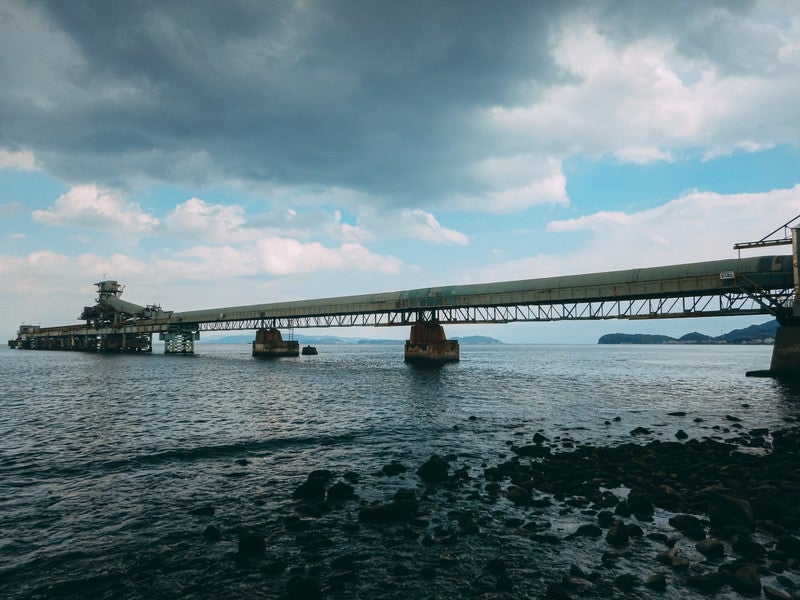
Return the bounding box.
[769,326,800,377]
[252,328,299,358]
[404,321,459,365]
[162,329,198,354]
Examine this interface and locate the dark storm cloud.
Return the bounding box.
[1,0,762,204]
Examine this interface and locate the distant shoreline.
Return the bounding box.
[598,319,777,345]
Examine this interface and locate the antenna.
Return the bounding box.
[733,213,800,256]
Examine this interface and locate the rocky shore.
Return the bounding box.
[181,414,800,599]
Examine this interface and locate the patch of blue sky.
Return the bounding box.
[564,145,800,213]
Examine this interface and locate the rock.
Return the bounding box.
[644,573,667,591]
[570,524,603,538]
[668,514,706,540]
[730,563,761,596]
[237,530,266,557]
[511,444,551,458]
[545,582,572,599]
[343,471,360,483]
[533,432,548,444]
[705,493,754,532]
[733,536,766,561]
[656,547,690,570]
[776,535,800,560]
[358,499,418,524]
[381,462,407,476]
[506,484,532,506]
[326,481,356,502]
[597,511,615,528]
[687,573,725,594]
[695,537,725,559]
[675,429,689,440]
[630,427,651,436]
[203,524,222,542]
[614,573,640,591]
[606,520,630,547]
[417,454,449,483]
[485,557,506,575]
[627,489,654,521]
[293,474,328,502]
[285,575,323,600]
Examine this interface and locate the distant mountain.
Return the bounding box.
[598,319,779,345]
[203,333,503,345]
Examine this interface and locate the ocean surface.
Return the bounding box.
[1,343,798,599]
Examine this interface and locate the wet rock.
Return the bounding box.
[506,484,532,506]
[203,524,222,542]
[381,462,407,476]
[687,572,725,594]
[533,432,548,444]
[695,537,725,559]
[417,454,449,483]
[627,489,654,521]
[776,535,800,560]
[614,573,640,591]
[644,573,667,591]
[668,514,706,540]
[597,511,615,528]
[675,429,689,440]
[326,481,356,503]
[569,524,602,538]
[656,547,690,570]
[630,426,651,436]
[237,530,266,557]
[545,582,572,599]
[485,557,506,575]
[705,492,754,533]
[512,444,551,458]
[605,520,630,547]
[730,563,761,596]
[285,575,323,600]
[733,536,766,561]
[358,499,419,524]
[343,470,360,483]
[293,474,328,502]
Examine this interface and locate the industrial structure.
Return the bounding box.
[7,225,800,374]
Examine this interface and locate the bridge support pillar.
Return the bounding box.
[161,329,198,354]
[252,328,299,358]
[768,326,800,377]
[404,321,459,365]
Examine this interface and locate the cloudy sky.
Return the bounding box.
[1,0,799,344]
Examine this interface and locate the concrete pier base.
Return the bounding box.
[747,326,800,379]
[162,330,197,354]
[252,328,299,358]
[404,322,459,365]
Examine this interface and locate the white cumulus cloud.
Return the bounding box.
[33,185,159,234]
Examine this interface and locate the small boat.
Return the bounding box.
[301,345,318,355]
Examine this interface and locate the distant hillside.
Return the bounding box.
[204,333,503,345]
[598,320,779,345]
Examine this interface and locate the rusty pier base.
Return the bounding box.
[404,321,459,365]
[252,328,299,358]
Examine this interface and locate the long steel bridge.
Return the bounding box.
[8,251,799,358]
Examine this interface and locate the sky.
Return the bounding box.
[1,0,799,344]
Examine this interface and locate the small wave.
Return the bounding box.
[1,432,360,482]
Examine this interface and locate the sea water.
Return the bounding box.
[1,343,798,598]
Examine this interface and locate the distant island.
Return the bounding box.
[203,334,503,345]
[598,320,778,345]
